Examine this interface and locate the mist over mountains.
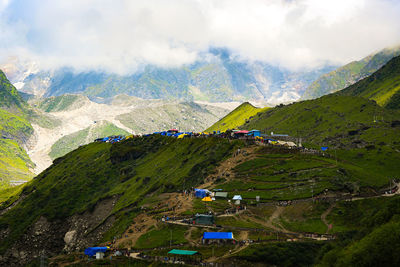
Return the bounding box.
[3,48,336,105]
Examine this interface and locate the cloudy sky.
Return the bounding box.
[1,0,400,74]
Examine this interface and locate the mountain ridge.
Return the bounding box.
[303,45,400,99]
[335,55,400,109]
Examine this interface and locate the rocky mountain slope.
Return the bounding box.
[303,45,400,99]
[25,94,233,173]
[335,55,400,109]
[5,49,335,104]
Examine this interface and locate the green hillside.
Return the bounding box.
[0,136,239,256]
[2,65,400,265]
[206,102,268,132]
[49,121,130,160]
[0,71,35,187]
[243,94,400,148]
[303,46,400,99]
[241,95,400,188]
[0,70,27,113]
[336,55,400,109]
[1,101,399,265]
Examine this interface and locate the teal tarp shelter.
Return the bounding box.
[168,249,198,255]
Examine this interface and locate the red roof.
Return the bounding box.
[235,130,249,134]
[169,129,179,131]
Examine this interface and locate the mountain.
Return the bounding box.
[25,94,232,174]
[335,55,400,109]
[7,49,335,104]
[1,73,400,264]
[116,101,230,134]
[31,94,88,113]
[1,102,399,265]
[0,71,35,187]
[49,121,130,160]
[303,45,400,99]
[206,102,268,132]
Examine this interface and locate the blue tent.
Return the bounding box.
[195,189,208,198]
[203,232,233,239]
[321,147,328,151]
[248,130,261,137]
[84,247,108,257]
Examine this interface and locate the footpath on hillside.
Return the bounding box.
[108,145,399,265]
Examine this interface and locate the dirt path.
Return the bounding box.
[114,214,157,248]
[214,231,249,261]
[321,203,335,234]
[201,146,259,188]
[115,192,194,248]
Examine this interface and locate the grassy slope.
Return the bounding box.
[243,94,400,147]
[206,102,268,132]
[336,55,400,109]
[0,136,239,253]
[315,195,400,266]
[49,121,130,160]
[0,70,35,186]
[303,46,400,99]
[240,94,400,191]
[32,94,85,112]
[0,70,27,113]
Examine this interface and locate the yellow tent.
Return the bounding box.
[177,134,187,139]
[201,196,212,202]
[125,135,134,140]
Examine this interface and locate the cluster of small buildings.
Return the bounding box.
[194,188,242,204]
[93,128,299,148]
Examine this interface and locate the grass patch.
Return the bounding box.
[134,223,188,249]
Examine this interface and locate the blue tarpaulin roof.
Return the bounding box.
[203,232,233,239]
[84,247,108,256]
[195,188,209,198]
[321,147,328,151]
[232,195,242,200]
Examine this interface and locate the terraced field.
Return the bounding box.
[212,146,382,201]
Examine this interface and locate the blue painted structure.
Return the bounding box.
[84,247,108,257]
[203,232,233,239]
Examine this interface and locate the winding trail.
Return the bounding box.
[321,203,335,234]
[201,146,259,188]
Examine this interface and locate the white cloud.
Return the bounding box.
[0,0,400,74]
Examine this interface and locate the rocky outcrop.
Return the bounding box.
[0,195,118,266]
